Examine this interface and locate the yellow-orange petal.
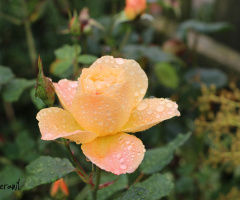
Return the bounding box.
[81,133,145,175]
[71,93,129,136]
[53,79,78,111]
[91,56,148,108]
[36,107,97,144]
[121,98,180,132]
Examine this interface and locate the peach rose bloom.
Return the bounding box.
[36,56,180,175]
[124,0,147,20]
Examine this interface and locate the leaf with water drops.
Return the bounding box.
[22,156,75,190]
[140,133,191,174]
[117,174,173,200]
[115,186,149,200]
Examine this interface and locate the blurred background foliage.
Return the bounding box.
[1,0,240,199]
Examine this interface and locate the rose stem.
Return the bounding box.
[92,166,102,200]
[61,138,90,184]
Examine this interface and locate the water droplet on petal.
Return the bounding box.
[128,145,132,150]
[98,121,103,125]
[126,141,130,145]
[130,71,134,75]
[120,158,125,163]
[140,88,145,94]
[120,164,127,170]
[115,58,125,65]
[156,105,165,112]
[167,103,173,108]
[134,91,139,96]
[147,109,153,115]
[156,114,160,118]
[116,153,121,159]
[137,102,148,111]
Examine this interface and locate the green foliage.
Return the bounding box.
[88,173,128,200]
[0,166,23,200]
[184,67,228,89]
[78,54,98,64]
[140,133,191,174]
[178,20,233,40]
[2,78,35,102]
[0,65,14,86]
[123,45,183,65]
[154,62,179,89]
[22,156,75,190]
[117,174,173,200]
[55,44,81,60]
[36,56,55,106]
[30,88,45,110]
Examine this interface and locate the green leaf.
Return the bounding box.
[0,166,23,200]
[77,54,98,64]
[0,65,14,86]
[116,186,149,200]
[184,67,228,89]
[54,44,81,59]
[51,59,73,77]
[154,62,179,89]
[87,173,128,200]
[30,87,45,109]
[122,45,183,65]
[140,133,191,174]
[22,156,75,190]
[114,11,130,28]
[117,174,173,200]
[16,131,40,162]
[178,20,233,40]
[2,78,35,102]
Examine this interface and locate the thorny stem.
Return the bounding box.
[61,138,90,184]
[92,166,101,200]
[21,0,37,72]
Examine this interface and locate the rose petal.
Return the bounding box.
[53,79,78,111]
[121,98,180,132]
[36,107,97,144]
[91,56,148,108]
[81,132,145,175]
[71,93,129,136]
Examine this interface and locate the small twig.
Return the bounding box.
[99,177,119,189]
[132,173,144,185]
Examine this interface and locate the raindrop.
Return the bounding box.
[130,71,134,75]
[134,91,140,96]
[120,164,127,170]
[147,109,153,115]
[140,88,145,94]
[120,158,125,163]
[98,121,103,125]
[167,103,173,108]
[126,141,130,145]
[106,110,111,116]
[156,105,164,112]
[116,153,121,159]
[128,145,132,150]
[156,114,160,118]
[137,102,148,111]
[149,96,155,99]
